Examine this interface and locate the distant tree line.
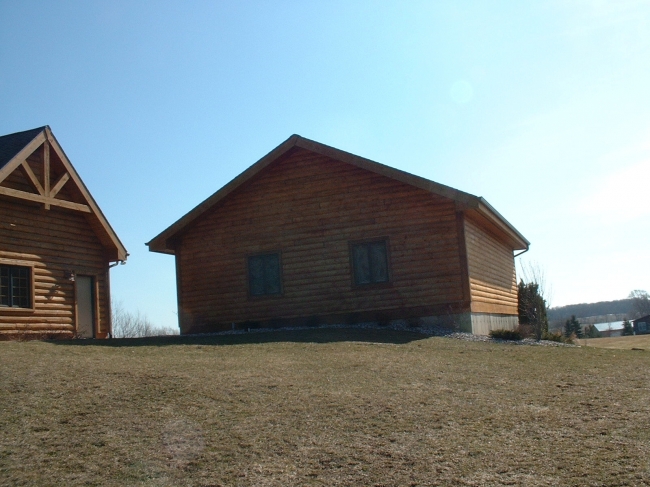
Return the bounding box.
[111,301,179,338]
[517,260,647,340]
[548,290,650,331]
[548,299,634,322]
[629,290,650,318]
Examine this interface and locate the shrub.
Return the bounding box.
[542,330,573,344]
[489,329,522,341]
[516,324,534,338]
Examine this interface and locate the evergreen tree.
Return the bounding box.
[518,280,549,340]
[564,317,572,337]
[584,324,602,338]
[622,319,634,336]
[565,315,582,338]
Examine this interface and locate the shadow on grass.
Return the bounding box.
[49,327,430,348]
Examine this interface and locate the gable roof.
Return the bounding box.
[147,134,530,254]
[0,126,128,262]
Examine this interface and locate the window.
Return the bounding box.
[0,265,31,308]
[351,239,390,286]
[639,322,647,333]
[248,253,282,296]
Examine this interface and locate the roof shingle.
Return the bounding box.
[0,126,46,170]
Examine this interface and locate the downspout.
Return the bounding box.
[514,247,529,258]
[106,258,127,338]
[108,258,128,269]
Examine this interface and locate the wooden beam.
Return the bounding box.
[43,140,50,209]
[19,161,45,196]
[49,172,70,198]
[0,186,91,213]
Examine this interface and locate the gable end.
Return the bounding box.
[147,135,529,254]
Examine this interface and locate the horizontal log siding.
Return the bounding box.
[0,198,111,337]
[178,148,466,331]
[464,216,518,315]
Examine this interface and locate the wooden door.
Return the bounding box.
[76,276,95,338]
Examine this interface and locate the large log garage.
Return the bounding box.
[0,126,127,339]
[148,135,529,335]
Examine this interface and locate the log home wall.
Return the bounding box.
[176,148,467,332]
[0,197,110,338]
[464,215,518,315]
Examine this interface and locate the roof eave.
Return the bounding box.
[43,127,129,262]
[293,137,480,208]
[476,198,529,251]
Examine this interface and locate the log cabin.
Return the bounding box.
[147,135,529,335]
[0,126,127,339]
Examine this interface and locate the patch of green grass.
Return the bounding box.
[1,328,649,486]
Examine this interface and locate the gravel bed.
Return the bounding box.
[185,322,577,346]
[445,331,577,347]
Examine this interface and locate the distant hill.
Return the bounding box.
[548,299,634,322]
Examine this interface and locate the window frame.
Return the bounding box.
[0,260,35,312]
[348,237,392,289]
[246,251,284,298]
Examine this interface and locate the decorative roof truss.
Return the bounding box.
[0,134,90,213]
[0,126,127,262]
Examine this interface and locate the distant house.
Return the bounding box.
[0,126,127,339]
[593,321,625,338]
[147,135,529,335]
[633,315,650,335]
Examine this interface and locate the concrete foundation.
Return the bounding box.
[415,312,518,335]
[469,313,519,335]
[186,309,519,336]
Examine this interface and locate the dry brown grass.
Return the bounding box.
[577,334,650,350]
[1,328,649,486]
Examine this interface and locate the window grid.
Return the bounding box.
[351,240,389,286]
[0,267,9,306]
[0,265,31,308]
[248,253,282,297]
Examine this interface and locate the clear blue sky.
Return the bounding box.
[1,1,648,328]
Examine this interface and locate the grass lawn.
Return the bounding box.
[1,328,649,486]
[577,334,650,350]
